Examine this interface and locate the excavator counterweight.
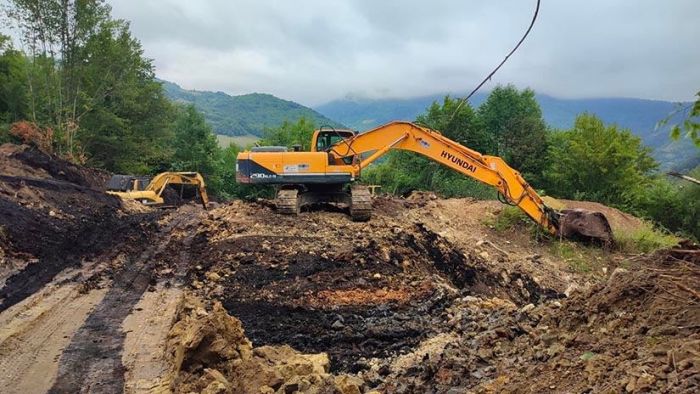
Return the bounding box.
[236,121,613,243]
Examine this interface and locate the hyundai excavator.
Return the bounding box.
[236,122,613,242]
[106,171,209,209]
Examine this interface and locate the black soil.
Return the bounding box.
[0,174,162,312]
[190,218,560,373]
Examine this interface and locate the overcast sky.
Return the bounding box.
[107,0,699,106]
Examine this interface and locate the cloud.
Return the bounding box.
[108,0,700,105]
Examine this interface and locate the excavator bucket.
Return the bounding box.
[558,209,614,245]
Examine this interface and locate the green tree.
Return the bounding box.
[167,103,234,197]
[171,105,220,174]
[2,0,174,172]
[633,172,699,239]
[212,142,274,200]
[76,21,174,172]
[659,91,699,148]
[477,85,548,185]
[260,117,316,150]
[0,36,29,125]
[544,113,657,207]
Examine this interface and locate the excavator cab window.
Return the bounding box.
[316,133,346,152]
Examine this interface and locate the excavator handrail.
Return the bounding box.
[327,121,560,234]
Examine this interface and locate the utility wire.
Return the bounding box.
[449,0,541,121]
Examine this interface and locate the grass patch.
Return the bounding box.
[549,241,601,273]
[614,222,679,254]
[216,134,259,149]
[488,206,531,232]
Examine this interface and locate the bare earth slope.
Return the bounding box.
[0,144,697,393]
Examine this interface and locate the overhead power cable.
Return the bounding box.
[449,0,541,120]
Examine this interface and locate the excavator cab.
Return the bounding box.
[312,128,357,165]
[312,128,356,152]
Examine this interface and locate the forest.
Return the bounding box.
[0,0,697,239]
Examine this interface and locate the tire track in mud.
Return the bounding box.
[48,212,202,393]
[48,259,155,393]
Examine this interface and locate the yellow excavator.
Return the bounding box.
[236,121,613,243]
[106,171,209,209]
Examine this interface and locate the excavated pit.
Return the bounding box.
[185,205,561,373]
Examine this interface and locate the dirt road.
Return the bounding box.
[0,144,698,393]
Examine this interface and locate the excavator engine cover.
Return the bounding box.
[558,209,614,245]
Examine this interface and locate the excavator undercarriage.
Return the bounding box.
[275,184,372,221]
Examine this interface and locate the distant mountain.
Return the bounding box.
[161,80,344,137]
[315,94,698,171]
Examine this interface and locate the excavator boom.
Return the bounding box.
[328,121,560,234]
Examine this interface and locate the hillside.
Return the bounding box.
[316,94,698,171]
[161,80,344,137]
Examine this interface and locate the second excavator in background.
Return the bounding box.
[106,171,209,209]
[236,121,613,243]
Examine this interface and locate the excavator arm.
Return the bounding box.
[146,172,210,209]
[327,121,561,235]
[107,171,209,209]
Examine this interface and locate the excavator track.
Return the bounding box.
[350,185,372,221]
[276,189,300,215]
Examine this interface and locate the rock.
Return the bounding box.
[546,343,565,357]
[332,320,345,329]
[564,283,579,297]
[202,381,227,394]
[519,304,535,314]
[200,368,231,393]
[608,268,628,284]
[636,373,656,390]
[195,307,208,317]
[206,271,221,282]
[372,273,382,280]
[283,382,299,393]
[305,353,330,374]
[477,348,494,360]
[334,375,364,394]
[479,251,490,259]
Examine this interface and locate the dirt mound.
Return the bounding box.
[167,295,364,393]
[0,144,109,189]
[370,245,700,393]
[558,198,645,234]
[0,143,158,311]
